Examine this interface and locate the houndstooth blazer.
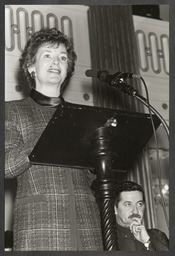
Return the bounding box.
[5,96,103,251]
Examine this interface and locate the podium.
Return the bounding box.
[29,101,160,250]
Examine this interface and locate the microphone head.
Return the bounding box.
[85,69,96,77]
[85,69,110,80]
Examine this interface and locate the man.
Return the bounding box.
[114,181,169,251]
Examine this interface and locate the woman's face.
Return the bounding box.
[28,43,68,96]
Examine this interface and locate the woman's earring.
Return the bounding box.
[31,71,36,79]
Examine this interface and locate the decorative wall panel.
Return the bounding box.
[133,15,169,123]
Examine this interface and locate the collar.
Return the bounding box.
[30,89,64,107]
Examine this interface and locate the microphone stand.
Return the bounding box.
[109,78,169,139]
[95,71,169,139]
[134,94,169,139]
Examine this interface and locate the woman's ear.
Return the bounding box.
[27,64,35,75]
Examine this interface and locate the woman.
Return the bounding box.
[5,28,103,251]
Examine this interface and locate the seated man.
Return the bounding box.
[114,181,169,251]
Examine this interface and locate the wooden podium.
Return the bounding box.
[29,101,160,250]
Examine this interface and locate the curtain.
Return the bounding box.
[88,5,156,228]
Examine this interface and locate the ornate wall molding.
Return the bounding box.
[136,29,169,75]
[5,5,73,53]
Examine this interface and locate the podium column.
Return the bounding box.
[90,126,119,250]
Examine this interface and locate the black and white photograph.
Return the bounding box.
[1,1,173,254]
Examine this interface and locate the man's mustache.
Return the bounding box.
[128,213,141,219]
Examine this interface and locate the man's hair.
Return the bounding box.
[19,27,77,93]
[115,181,145,207]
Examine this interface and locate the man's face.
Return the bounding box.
[115,191,145,228]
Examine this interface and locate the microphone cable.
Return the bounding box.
[137,76,169,229]
[112,75,170,229]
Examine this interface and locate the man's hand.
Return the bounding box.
[130,218,150,244]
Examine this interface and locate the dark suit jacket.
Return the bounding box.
[116,223,169,251]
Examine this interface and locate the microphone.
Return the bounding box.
[85,69,141,79]
[85,70,139,96]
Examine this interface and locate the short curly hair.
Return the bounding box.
[115,181,145,207]
[19,27,77,93]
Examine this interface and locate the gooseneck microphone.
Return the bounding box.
[85,70,139,96]
[85,69,140,79]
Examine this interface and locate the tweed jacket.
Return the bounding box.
[116,223,169,251]
[5,96,103,251]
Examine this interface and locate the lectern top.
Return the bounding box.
[29,101,160,170]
